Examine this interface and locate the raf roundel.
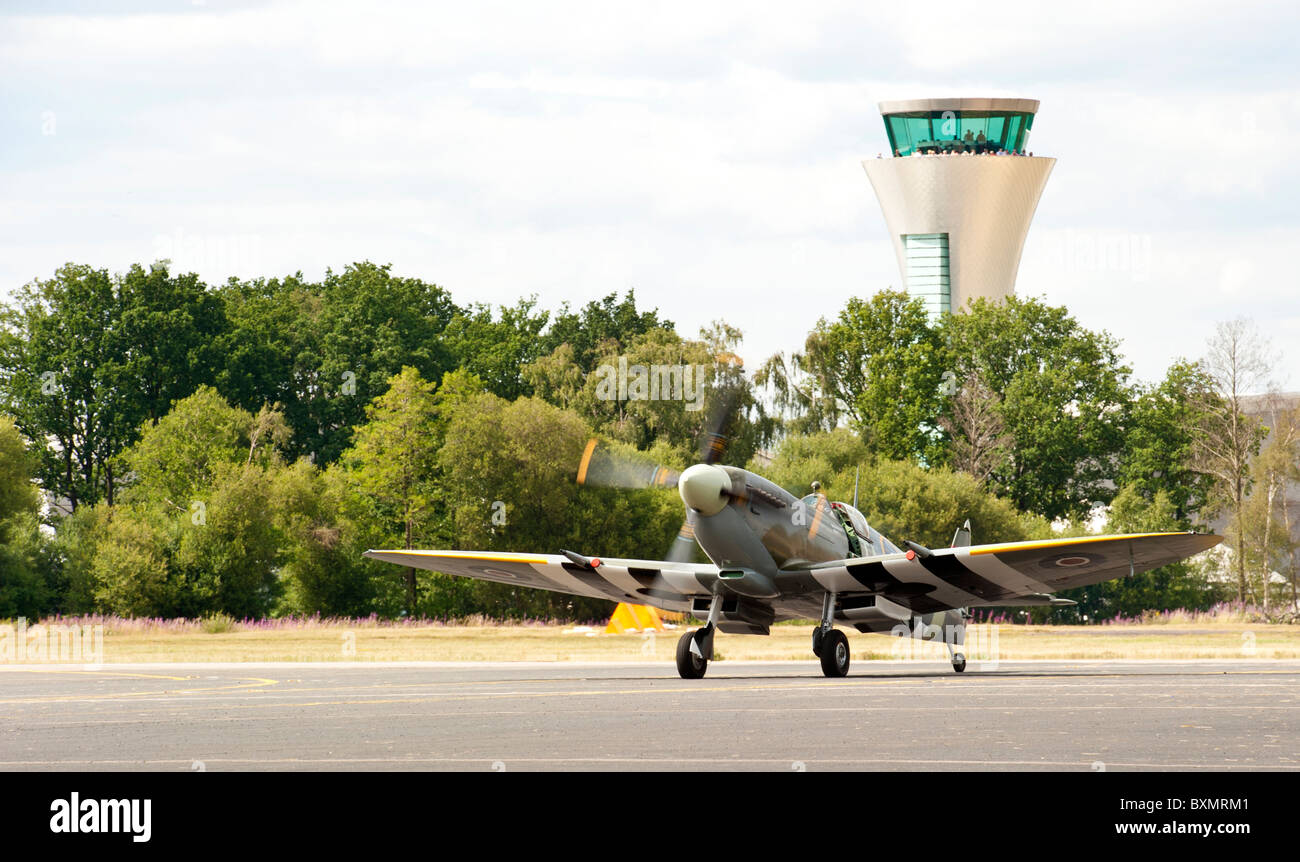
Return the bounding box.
[1032,550,1108,571]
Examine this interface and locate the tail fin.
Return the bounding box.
[950,519,972,549]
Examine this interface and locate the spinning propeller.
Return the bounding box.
[575,379,744,564]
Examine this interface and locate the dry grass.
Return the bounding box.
[17,620,1299,663]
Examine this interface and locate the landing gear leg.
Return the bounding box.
[947,611,968,673]
[676,594,721,680]
[945,642,966,673]
[812,590,835,657]
[816,591,849,677]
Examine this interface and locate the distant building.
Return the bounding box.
[862,97,1055,319]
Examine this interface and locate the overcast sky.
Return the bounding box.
[3,0,1297,391]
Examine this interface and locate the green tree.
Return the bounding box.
[753,348,842,436]
[1191,319,1272,602]
[287,262,459,464]
[852,460,1046,549]
[0,514,51,618]
[281,460,381,617]
[214,273,315,427]
[85,508,176,617]
[0,264,128,509]
[437,392,681,619]
[749,428,873,500]
[116,262,228,426]
[530,322,772,469]
[939,370,1012,487]
[49,503,110,614]
[0,417,51,617]
[0,416,41,524]
[1239,400,1300,611]
[540,290,673,373]
[445,297,551,399]
[758,291,948,462]
[117,386,261,508]
[333,367,445,614]
[522,343,585,411]
[0,262,228,508]
[172,462,284,617]
[941,296,1132,521]
[82,388,301,617]
[1119,360,1217,527]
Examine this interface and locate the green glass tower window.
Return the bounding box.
[902,233,950,320]
[885,110,1035,156]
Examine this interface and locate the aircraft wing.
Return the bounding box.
[362,549,716,612]
[778,532,1222,614]
[958,532,1222,598]
[369,532,1221,619]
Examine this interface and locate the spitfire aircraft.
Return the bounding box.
[366,423,1221,679]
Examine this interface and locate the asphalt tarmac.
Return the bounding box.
[2,660,1297,771]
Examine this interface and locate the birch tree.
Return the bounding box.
[1191,319,1272,602]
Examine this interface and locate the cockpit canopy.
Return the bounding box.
[800,495,901,557]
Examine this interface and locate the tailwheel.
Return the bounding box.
[952,653,967,673]
[676,629,708,679]
[819,629,850,678]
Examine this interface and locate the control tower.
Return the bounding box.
[862,98,1055,319]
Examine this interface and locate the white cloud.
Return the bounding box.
[2,0,1297,391]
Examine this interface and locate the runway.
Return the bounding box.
[2,660,1297,771]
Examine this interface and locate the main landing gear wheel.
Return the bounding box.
[951,653,967,673]
[811,628,825,657]
[676,629,708,679]
[819,629,850,678]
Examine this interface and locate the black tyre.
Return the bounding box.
[952,653,967,673]
[676,629,708,679]
[819,629,850,677]
[811,628,825,657]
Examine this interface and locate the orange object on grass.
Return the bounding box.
[605,603,670,634]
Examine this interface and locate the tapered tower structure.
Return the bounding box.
[862,97,1054,318]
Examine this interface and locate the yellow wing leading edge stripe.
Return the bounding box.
[968,532,1191,556]
[374,550,552,564]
